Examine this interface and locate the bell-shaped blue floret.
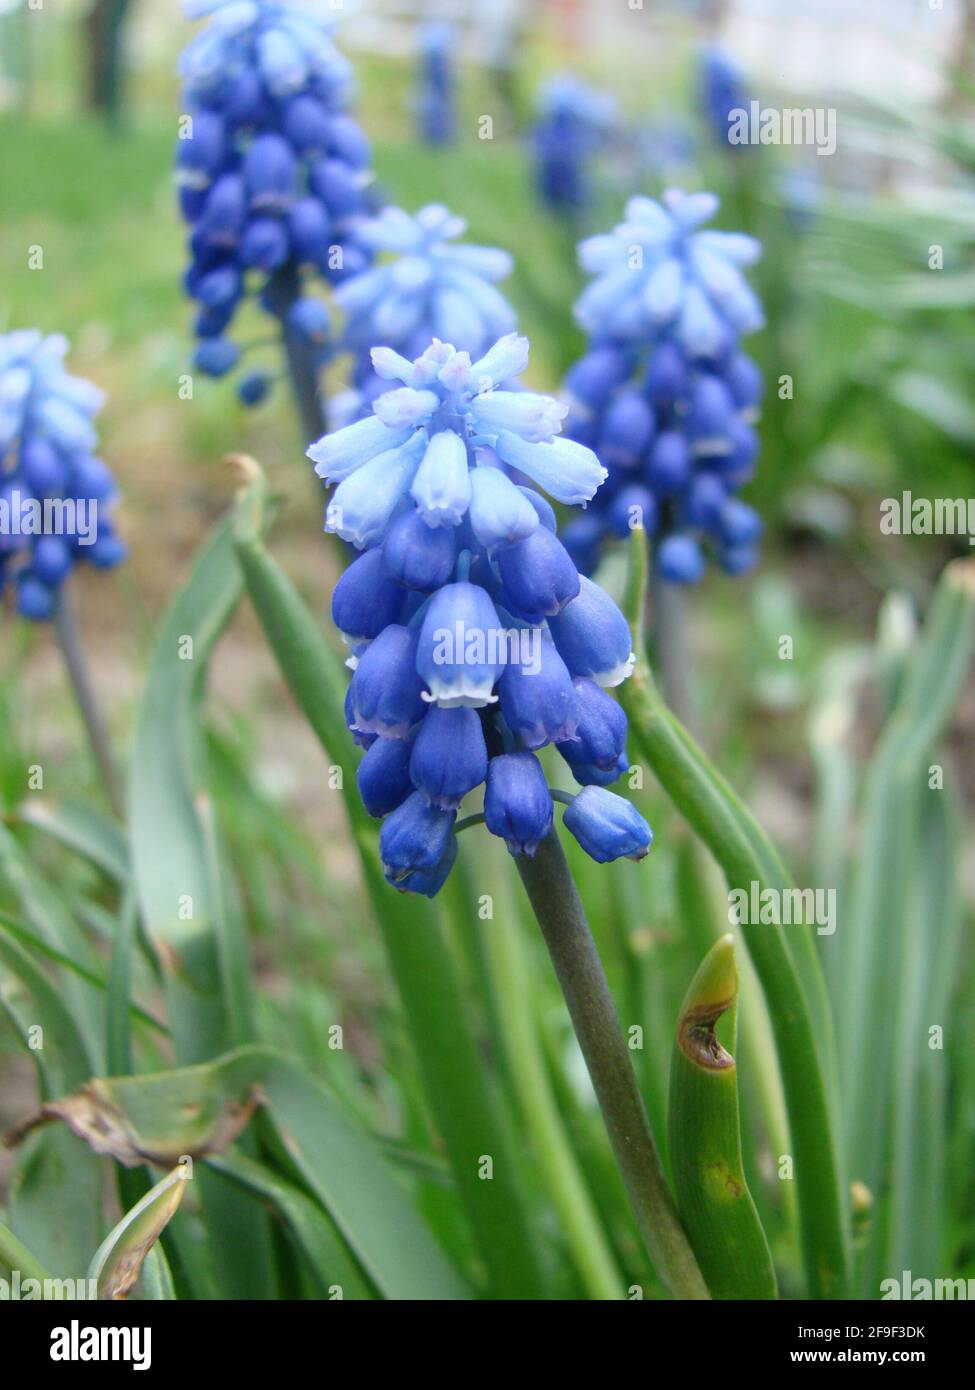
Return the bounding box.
[483,752,553,857]
[548,576,634,687]
[409,705,488,808]
[380,789,457,882]
[562,785,653,863]
[331,546,405,645]
[356,734,415,817]
[416,581,505,708]
[381,507,456,591]
[498,633,578,749]
[348,624,426,738]
[496,525,580,620]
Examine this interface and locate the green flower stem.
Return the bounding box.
[264,265,327,445]
[649,561,694,730]
[54,584,123,818]
[482,844,625,1300]
[516,830,710,1300]
[619,529,849,1299]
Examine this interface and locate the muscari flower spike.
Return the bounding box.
[697,44,748,151]
[331,203,516,426]
[531,75,618,215]
[176,0,374,404]
[308,332,652,895]
[0,332,125,622]
[414,21,455,146]
[562,189,764,583]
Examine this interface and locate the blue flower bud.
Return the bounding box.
[240,217,290,272]
[331,546,405,645]
[416,581,506,708]
[548,576,634,687]
[494,432,606,506]
[409,706,488,808]
[499,633,578,749]
[468,464,539,551]
[348,624,426,738]
[357,734,415,817]
[557,677,627,771]
[724,351,763,411]
[175,109,226,187]
[308,414,414,484]
[238,370,271,406]
[345,683,376,748]
[643,341,688,407]
[286,296,330,344]
[16,572,57,622]
[683,473,726,530]
[560,514,603,576]
[328,114,371,170]
[381,507,455,591]
[282,94,332,154]
[645,430,691,495]
[657,534,706,584]
[719,544,758,576]
[688,373,736,451]
[562,785,653,863]
[193,338,241,377]
[484,752,553,856]
[389,832,458,897]
[195,174,247,246]
[565,345,633,410]
[718,497,762,548]
[380,789,457,882]
[244,133,297,212]
[21,438,67,496]
[598,389,655,468]
[325,433,426,549]
[564,751,629,788]
[605,484,658,539]
[310,157,363,217]
[32,536,73,587]
[410,429,471,527]
[497,525,579,620]
[288,197,332,264]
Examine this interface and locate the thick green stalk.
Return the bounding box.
[482,844,625,1300]
[516,831,710,1300]
[669,936,777,1299]
[619,529,849,1299]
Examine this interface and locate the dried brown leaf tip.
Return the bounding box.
[676,932,737,1072]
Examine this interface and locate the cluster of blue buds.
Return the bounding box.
[414,22,455,146]
[331,203,516,426]
[308,332,653,895]
[0,332,125,622]
[175,0,373,406]
[697,44,748,150]
[561,190,764,583]
[531,75,617,215]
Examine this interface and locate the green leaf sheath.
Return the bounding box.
[669,936,777,1300]
[620,530,849,1299]
[231,464,546,1299]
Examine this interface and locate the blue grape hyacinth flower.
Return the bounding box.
[697,44,748,151]
[176,0,373,406]
[531,75,617,216]
[0,332,125,622]
[563,190,764,584]
[308,332,651,894]
[415,21,455,146]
